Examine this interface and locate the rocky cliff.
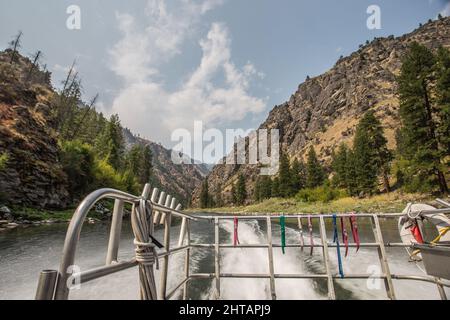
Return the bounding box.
[0,50,69,208]
[192,17,450,207]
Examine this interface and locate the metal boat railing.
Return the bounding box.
[35,185,450,300]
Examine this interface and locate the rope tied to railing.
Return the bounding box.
[131,197,158,300]
[134,239,159,269]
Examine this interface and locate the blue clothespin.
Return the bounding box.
[333,214,344,279]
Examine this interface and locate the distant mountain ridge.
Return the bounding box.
[192,17,450,206]
[122,128,209,206]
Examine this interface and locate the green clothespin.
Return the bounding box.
[280,215,286,254]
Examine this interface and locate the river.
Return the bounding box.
[0,215,448,300]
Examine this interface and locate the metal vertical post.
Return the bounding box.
[160,195,172,225]
[319,216,336,300]
[372,215,396,300]
[435,278,448,300]
[106,199,124,265]
[182,219,191,300]
[214,217,221,299]
[159,197,176,300]
[150,188,159,234]
[178,203,187,247]
[35,270,58,300]
[266,217,277,300]
[153,191,166,225]
[297,217,304,246]
[178,218,187,247]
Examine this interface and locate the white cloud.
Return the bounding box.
[109,0,267,148]
[441,2,450,17]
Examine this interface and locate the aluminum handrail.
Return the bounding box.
[187,272,450,286]
[55,188,140,300]
[194,208,450,220]
[37,188,450,301]
[194,213,406,219]
[50,187,196,300]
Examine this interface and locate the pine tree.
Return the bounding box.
[200,179,210,209]
[290,158,306,193]
[141,145,153,185]
[95,114,125,171]
[306,147,325,188]
[397,42,448,193]
[254,177,262,202]
[436,46,450,157]
[260,176,273,200]
[353,117,378,195]
[126,145,142,175]
[331,143,349,188]
[215,184,224,208]
[254,175,273,201]
[231,183,237,205]
[125,144,153,187]
[345,149,358,196]
[278,152,292,197]
[235,174,247,205]
[271,177,280,197]
[353,110,392,195]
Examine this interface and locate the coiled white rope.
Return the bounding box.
[131,198,159,300]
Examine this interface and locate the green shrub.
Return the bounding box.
[120,169,141,195]
[0,152,9,171]
[59,140,95,200]
[60,139,145,200]
[296,185,348,203]
[392,159,435,193]
[92,158,126,191]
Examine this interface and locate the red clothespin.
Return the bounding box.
[340,217,349,257]
[308,216,314,256]
[233,217,240,246]
[349,213,360,252]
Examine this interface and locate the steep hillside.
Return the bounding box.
[193,17,450,207]
[0,50,207,209]
[0,50,69,208]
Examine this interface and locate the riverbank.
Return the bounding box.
[190,192,435,215]
[0,206,106,232]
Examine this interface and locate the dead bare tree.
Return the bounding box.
[55,60,83,133]
[26,50,42,82]
[62,60,77,94]
[69,93,99,140]
[8,31,23,65]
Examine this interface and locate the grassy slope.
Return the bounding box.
[192,192,434,215]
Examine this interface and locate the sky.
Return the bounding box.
[0,0,449,163]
